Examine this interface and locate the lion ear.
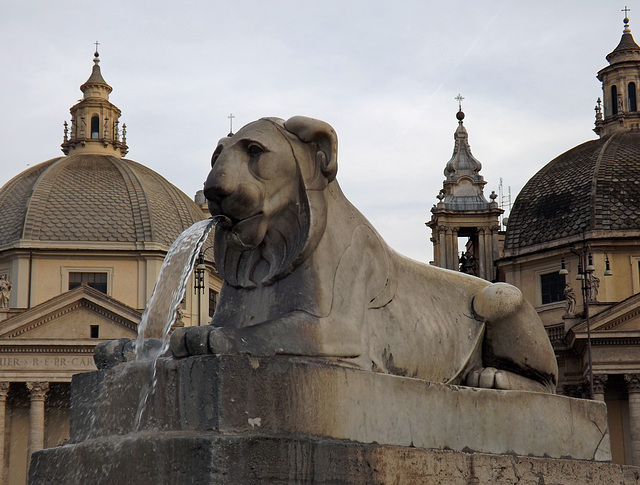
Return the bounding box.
[284,116,338,183]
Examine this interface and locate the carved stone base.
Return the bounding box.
[30,434,640,485]
[30,354,618,483]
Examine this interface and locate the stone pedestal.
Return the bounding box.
[28,354,634,484]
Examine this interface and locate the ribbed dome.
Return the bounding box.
[0,154,204,248]
[504,130,640,253]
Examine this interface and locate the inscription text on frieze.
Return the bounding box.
[0,355,95,369]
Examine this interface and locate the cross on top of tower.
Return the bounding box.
[94,41,100,57]
[455,94,465,111]
[228,113,235,136]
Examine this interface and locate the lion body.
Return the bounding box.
[173,116,558,392]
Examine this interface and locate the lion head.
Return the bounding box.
[203,116,338,289]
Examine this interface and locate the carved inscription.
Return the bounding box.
[0,356,95,369]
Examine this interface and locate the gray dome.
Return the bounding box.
[504,130,640,253]
[0,154,204,248]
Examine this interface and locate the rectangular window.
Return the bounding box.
[69,272,108,294]
[90,325,99,338]
[209,289,218,318]
[541,272,566,304]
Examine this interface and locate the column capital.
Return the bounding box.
[593,374,608,394]
[625,374,640,393]
[0,382,8,401]
[27,381,50,401]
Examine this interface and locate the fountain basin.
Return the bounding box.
[30,354,617,483]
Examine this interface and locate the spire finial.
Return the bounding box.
[455,94,465,121]
[228,113,235,137]
[93,41,100,66]
[623,6,631,32]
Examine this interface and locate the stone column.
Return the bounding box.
[625,374,640,466]
[477,228,486,280]
[445,228,454,270]
[0,382,9,480]
[438,226,446,269]
[451,227,459,271]
[27,381,49,464]
[592,374,608,402]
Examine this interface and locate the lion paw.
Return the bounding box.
[170,326,234,358]
[94,338,164,370]
[466,366,548,392]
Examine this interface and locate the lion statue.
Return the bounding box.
[167,116,557,393]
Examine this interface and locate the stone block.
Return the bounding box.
[31,435,639,484]
[68,354,608,460]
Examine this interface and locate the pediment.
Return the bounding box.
[572,292,640,338]
[0,285,141,340]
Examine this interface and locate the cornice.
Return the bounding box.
[1,299,137,338]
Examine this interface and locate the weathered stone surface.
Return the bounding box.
[164,116,558,394]
[30,434,639,485]
[69,355,608,461]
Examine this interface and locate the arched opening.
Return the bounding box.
[629,82,637,112]
[612,85,619,115]
[91,116,100,139]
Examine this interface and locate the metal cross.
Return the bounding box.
[228,113,235,134]
[94,41,100,55]
[623,6,631,18]
[455,94,465,111]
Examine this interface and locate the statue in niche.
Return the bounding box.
[564,283,576,316]
[589,275,600,302]
[459,251,477,275]
[0,274,11,310]
[165,116,558,393]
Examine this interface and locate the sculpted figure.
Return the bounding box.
[0,275,11,310]
[564,284,577,315]
[170,116,558,393]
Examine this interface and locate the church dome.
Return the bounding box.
[504,130,640,254]
[0,154,204,249]
[0,49,206,251]
[505,17,640,256]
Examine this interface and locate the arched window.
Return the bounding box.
[629,82,637,112]
[91,116,100,138]
[611,85,619,115]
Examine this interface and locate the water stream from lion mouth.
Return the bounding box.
[133,216,226,430]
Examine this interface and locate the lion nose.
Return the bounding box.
[203,166,234,205]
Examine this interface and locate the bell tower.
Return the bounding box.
[595,11,640,137]
[427,103,503,281]
[61,45,128,157]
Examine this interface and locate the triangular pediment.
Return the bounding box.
[0,285,141,341]
[571,292,640,338]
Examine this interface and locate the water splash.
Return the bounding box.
[135,218,216,350]
[133,217,219,429]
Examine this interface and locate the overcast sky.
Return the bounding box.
[0,1,631,263]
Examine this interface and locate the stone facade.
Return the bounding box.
[0,52,222,484]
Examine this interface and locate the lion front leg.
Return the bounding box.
[94,338,165,370]
[470,283,558,393]
[170,311,360,359]
[170,325,262,357]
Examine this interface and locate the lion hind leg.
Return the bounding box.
[472,282,559,393]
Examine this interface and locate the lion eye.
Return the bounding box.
[247,143,265,157]
[211,145,223,167]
